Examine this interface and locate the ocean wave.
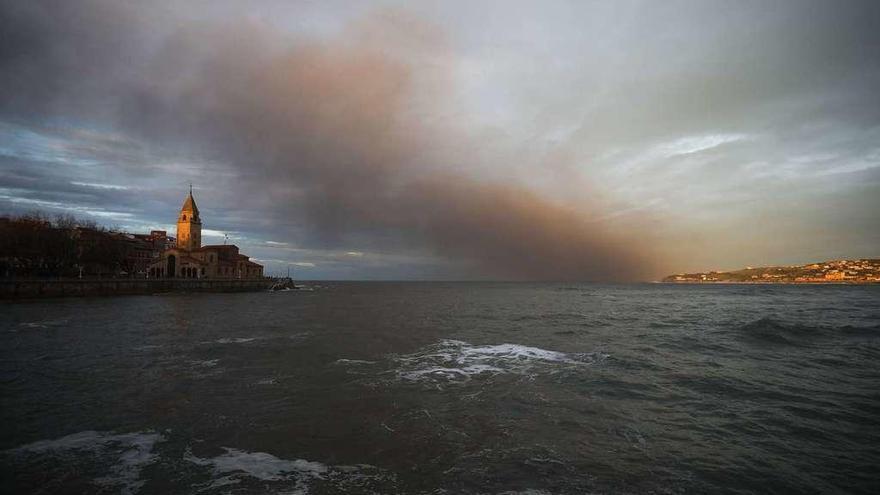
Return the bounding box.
[185,447,392,492]
[190,359,219,367]
[333,358,378,365]
[391,340,607,385]
[132,344,163,351]
[187,359,224,378]
[13,319,69,331]
[201,332,312,346]
[839,323,880,337]
[5,430,164,494]
[735,317,879,345]
[513,312,589,322]
[186,447,327,490]
[736,318,822,345]
[211,337,259,344]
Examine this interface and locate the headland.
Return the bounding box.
[663,258,880,284]
[1,189,273,298]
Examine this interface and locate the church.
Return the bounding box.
[147,188,264,279]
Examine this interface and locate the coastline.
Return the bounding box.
[0,278,274,299]
[657,280,879,285]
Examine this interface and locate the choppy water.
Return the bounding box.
[1,283,879,494]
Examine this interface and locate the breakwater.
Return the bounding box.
[0,278,272,299]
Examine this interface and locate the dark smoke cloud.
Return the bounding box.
[0,0,656,281]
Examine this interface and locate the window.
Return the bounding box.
[182,215,187,221]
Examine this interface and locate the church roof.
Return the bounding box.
[180,187,199,215]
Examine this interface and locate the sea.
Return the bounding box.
[1,283,879,494]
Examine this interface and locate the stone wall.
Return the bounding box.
[0,278,273,299]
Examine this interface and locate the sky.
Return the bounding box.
[0,0,878,280]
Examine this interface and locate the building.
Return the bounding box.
[147,188,264,279]
[133,230,173,251]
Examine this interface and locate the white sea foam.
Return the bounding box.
[187,359,223,378]
[333,358,378,365]
[7,430,163,494]
[398,364,504,381]
[393,340,606,384]
[190,359,219,367]
[132,344,162,351]
[186,447,328,485]
[184,447,380,493]
[212,337,258,344]
[204,333,311,345]
[15,319,68,330]
[185,447,390,492]
[454,342,578,364]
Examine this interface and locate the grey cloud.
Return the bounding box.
[1,0,878,278]
[0,0,655,280]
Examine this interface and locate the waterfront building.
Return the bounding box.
[147,188,263,279]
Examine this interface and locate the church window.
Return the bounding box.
[182,215,187,221]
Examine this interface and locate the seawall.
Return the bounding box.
[0,278,273,299]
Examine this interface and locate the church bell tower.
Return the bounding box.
[176,185,201,251]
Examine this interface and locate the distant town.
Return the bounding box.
[663,259,880,284]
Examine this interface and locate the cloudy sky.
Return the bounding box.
[1,0,878,280]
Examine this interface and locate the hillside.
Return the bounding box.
[663,259,880,283]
